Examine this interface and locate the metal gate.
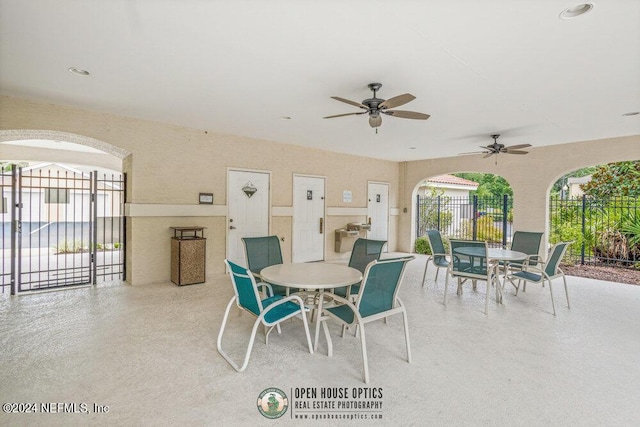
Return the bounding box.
[1,164,125,294]
[416,194,512,247]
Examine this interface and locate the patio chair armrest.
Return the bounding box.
[321,292,361,325]
[260,294,310,323]
[279,294,310,311]
[322,292,351,306]
[517,263,544,275]
[525,254,543,264]
[256,282,274,297]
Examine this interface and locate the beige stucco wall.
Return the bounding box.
[0,96,400,285]
[400,135,640,253]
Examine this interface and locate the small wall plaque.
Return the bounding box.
[199,193,214,204]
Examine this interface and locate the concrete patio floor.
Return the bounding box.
[1,254,639,426]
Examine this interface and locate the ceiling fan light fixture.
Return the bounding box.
[324,82,430,130]
[559,3,593,19]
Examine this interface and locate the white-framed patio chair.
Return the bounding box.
[333,238,387,298]
[217,259,313,372]
[321,256,414,384]
[503,231,543,286]
[447,239,500,315]
[242,235,289,296]
[506,242,572,315]
[421,229,450,286]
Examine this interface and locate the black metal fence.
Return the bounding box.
[1,165,125,294]
[549,195,640,268]
[418,193,640,269]
[416,194,513,248]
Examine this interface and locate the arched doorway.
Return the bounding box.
[1,131,129,294]
[413,172,515,250]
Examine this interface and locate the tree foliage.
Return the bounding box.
[453,173,512,198]
[580,161,640,198]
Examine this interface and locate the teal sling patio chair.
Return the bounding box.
[333,238,387,298]
[505,230,543,270]
[217,260,313,372]
[321,256,414,384]
[506,242,571,315]
[242,235,288,296]
[421,230,450,286]
[447,240,499,315]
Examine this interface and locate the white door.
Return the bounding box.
[227,170,270,267]
[367,182,389,243]
[293,176,325,263]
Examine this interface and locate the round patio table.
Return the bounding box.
[453,247,527,303]
[260,263,362,356]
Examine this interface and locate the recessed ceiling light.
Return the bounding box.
[68,67,90,76]
[559,3,593,19]
[622,112,639,116]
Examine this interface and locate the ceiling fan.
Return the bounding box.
[460,134,531,163]
[323,83,430,132]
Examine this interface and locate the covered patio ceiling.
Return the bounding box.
[1,1,639,162]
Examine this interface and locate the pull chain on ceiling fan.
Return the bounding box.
[323,83,430,133]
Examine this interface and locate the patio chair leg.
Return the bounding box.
[563,275,570,309]
[515,279,522,296]
[402,309,412,363]
[265,325,276,344]
[359,324,370,384]
[548,278,557,316]
[421,258,430,287]
[218,305,262,372]
[435,267,440,281]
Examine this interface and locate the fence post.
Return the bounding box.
[581,195,586,265]
[502,194,508,248]
[436,195,441,231]
[10,166,17,295]
[416,194,420,237]
[472,195,478,240]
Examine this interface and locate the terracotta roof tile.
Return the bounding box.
[427,174,478,187]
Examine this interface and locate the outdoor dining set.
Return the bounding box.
[217,232,572,383]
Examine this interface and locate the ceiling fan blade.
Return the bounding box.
[504,149,529,155]
[379,93,415,109]
[369,115,382,128]
[323,112,367,119]
[483,152,495,159]
[505,144,532,150]
[330,96,368,110]
[383,110,430,120]
[458,151,487,155]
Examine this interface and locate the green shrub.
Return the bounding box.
[55,240,86,254]
[415,236,431,255]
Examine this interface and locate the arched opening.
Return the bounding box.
[411,171,515,252]
[1,130,130,294]
[546,161,640,284]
